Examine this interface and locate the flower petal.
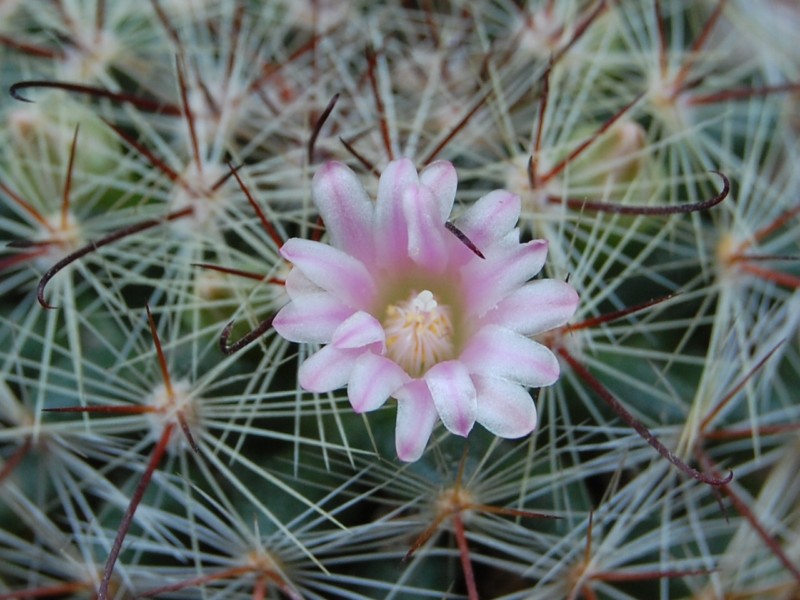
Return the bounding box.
[332,311,385,350]
[420,160,457,221]
[284,266,322,298]
[425,360,477,437]
[474,375,537,438]
[375,158,417,267]
[483,279,579,335]
[312,161,375,260]
[281,238,376,308]
[454,189,521,251]
[298,345,361,393]
[394,379,439,462]
[462,239,549,316]
[403,183,448,272]
[460,325,560,387]
[347,352,410,413]
[273,293,354,343]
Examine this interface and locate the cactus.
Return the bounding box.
[1,1,798,598]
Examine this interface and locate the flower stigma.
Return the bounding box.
[383,289,455,377]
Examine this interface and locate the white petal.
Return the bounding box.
[454,189,521,252]
[425,360,477,437]
[273,293,354,343]
[420,160,457,221]
[403,184,448,272]
[474,376,537,438]
[462,239,549,316]
[460,325,560,387]
[347,353,410,413]
[284,267,322,297]
[375,158,417,267]
[332,311,386,350]
[394,380,439,462]
[483,279,579,335]
[298,345,361,393]
[312,161,375,260]
[281,238,376,308]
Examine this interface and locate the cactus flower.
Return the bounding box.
[274,159,578,461]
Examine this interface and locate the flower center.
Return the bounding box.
[383,290,455,377]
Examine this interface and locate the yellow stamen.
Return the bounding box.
[383,290,455,377]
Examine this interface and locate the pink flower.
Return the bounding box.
[273,159,578,461]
